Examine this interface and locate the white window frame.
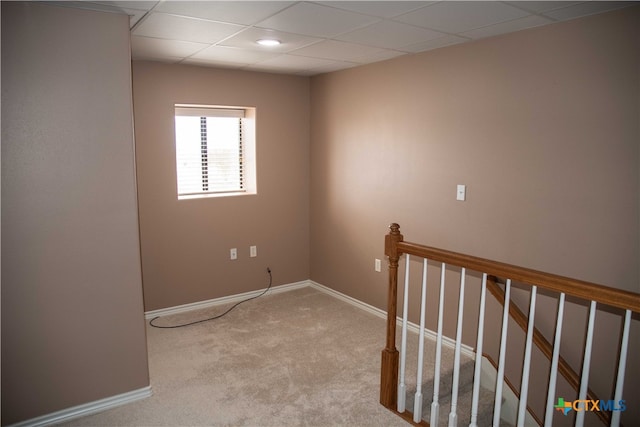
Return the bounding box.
[174,104,256,200]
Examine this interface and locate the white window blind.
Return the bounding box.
[175,106,245,197]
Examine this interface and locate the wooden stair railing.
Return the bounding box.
[481,352,544,426]
[380,223,640,426]
[486,276,611,426]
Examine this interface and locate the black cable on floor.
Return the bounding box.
[149,267,272,329]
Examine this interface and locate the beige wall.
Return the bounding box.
[3,2,639,425]
[132,62,310,311]
[310,7,639,425]
[1,2,149,424]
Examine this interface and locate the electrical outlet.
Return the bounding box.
[230,248,237,260]
[250,245,257,258]
[375,258,382,272]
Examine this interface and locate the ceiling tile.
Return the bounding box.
[401,34,469,53]
[131,36,209,59]
[191,46,279,64]
[352,49,407,64]
[181,58,246,69]
[89,1,159,11]
[461,14,553,39]
[255,2,379,38]
[289,39,384,62]
[46,1,148,27]
[153,1,294,25]
[301,61,360,75]
[219,28,322,53]
[55,0,639,76]
[318,1,434,18]
[133,13,246,44]
[394,1,530,33]
[125,9,147,27]
[542,1,632,21]
[246,54,343,73]
[336,19,446,49]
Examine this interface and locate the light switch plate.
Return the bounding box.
[457,184,466,201]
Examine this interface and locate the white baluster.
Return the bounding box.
[469,273,488,427]
[398,255,411,413]
[611,309,631,427]
[517,286,537,426]
[575,300,597,427]
[448,268,466,427]
[430,263,446,427]
[413,258,429,423]
[493,279,511,427]
[544,292,565,427]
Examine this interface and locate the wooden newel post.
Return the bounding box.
[380,223,403,408]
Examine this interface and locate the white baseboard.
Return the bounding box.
[308,280,476,359]
[12,280,523,427]
[309,280,388,318]
[146,279,474,358]
[144,280,310,319]
[8,386,152,427]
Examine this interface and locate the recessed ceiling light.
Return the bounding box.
[256,39,281,47]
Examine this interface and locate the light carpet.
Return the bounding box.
[59,286,495,426]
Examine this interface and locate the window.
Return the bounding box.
[174,105,256,199]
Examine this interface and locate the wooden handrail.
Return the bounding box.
[394,240,640,312]
[380,223,640,425]
[486,277,611,426]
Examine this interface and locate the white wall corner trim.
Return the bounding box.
[7,386,152,427]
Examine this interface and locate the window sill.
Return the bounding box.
[178,191,256,201]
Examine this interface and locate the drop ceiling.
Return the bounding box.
[53,1,636,76]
